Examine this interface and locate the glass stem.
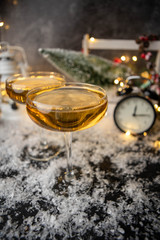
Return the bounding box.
[39,127,48,147]
[64,132,73,177]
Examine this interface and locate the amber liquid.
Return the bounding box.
[6,77,64,104]
[0,82,7,97]
[26,87,108,132]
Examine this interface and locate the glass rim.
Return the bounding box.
[6,71,65,83]
[26,81,108,112]
[27,81,107,97]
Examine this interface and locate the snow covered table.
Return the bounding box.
[0,89,160,239]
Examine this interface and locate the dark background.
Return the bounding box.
[0,0,160,72]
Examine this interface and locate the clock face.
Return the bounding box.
[114,96,156,135]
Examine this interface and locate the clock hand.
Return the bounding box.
[133,105,137,116]
[134,114,150,116]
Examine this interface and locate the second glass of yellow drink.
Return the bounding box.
[6,71,66,161]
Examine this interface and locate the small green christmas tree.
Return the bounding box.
[39,48,131,86]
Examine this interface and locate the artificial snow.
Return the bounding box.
[0,87,160,239]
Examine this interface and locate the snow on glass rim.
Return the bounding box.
[6,71,66,83]
[26,82,108,112]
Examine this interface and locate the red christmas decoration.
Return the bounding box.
[113,57,122,64]
[136,34,160,101]
[141,53,146,59]
[145,52,152,61]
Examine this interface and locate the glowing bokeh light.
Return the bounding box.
[90,37,95,42]
[114,79,119,84]
[121,56,126,61]
[120,82,124,87]
[132,56,137,61]
[125,131,130,136]
[0,22,4,27]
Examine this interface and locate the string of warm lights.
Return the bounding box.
[89,37,138,63]
[120,55,137,62]
[110,34,160,137]
[125,130,148,137]
[154,103,160,112]
[87,35,159,139]
[0,0,19,38]
[0,18,10,41]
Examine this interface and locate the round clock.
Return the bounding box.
[114,95,156,135]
